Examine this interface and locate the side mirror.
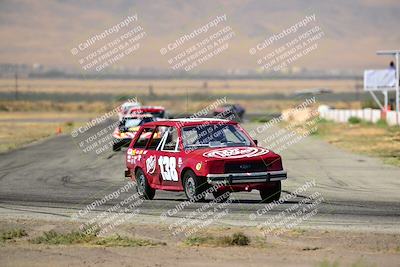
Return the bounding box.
[253,139,258,145]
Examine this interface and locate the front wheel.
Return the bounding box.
[260,181,281,203]
[112,140,122,151]
[213,190,231,202]
[183,170,207,202]
[135,169,155,200]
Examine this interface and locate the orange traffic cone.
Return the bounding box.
[56,127,62,135]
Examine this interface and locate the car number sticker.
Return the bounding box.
[158,156,178,181]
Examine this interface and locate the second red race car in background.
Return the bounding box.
[213,104,245,122]
[118,101,142,120]
[113,106,166,151]
[112,114,155,151]
[128,106,166,119]
[125,118,287,202]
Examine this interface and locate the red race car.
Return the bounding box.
[112,114,155,151]
[128,106,166,119]
[125,118,287,202]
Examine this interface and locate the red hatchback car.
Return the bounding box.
[125,118,287,202]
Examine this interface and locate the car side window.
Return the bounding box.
[133,128,154,148]
[160,127,179,151]
[147,126,167,150]
[182,127,198,147]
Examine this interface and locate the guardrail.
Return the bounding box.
[318,107,399,126]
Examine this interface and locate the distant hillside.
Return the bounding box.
[0,0,399,72]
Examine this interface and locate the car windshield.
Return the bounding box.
[124,119,142,128]
[123,117,152,128]
[182,124,251,149]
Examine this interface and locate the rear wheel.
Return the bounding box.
[260,181,281,203]
[183,170,207,202]
[135,169,155,200]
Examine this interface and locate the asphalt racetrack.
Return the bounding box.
[1,121,399,232]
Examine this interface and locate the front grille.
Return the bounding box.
[224,160,269,173]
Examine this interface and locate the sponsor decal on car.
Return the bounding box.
[128,149,148,156]
[203,147,269,159]
[177,157,183,168]
[195,162,202,171]
[146,155,156,174]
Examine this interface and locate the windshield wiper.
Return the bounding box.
[225,141,247,147]
[185,143,227,149]
[185,144,210,148]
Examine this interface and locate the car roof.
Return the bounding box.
[121,102,141,107]
[129,106,165,112]
[122,114,154,119]
[142,118,237,127]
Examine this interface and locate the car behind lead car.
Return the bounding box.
[125,118,287,203]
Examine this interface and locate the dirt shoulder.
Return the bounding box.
[311,119,400,167]
[0,218,399,267]
[284,116,400,167]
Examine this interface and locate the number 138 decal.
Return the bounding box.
[158,156,178,181]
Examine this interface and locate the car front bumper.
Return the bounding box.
[206,170,287,185]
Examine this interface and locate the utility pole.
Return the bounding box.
[15,70,18,100]
[377,50,400,125]
[186,88,189,115]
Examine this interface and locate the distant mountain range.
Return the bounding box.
[0,0,399,73]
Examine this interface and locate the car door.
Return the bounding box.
[127,127,155,182]
[142,125,167,187]
[156,126,182,188]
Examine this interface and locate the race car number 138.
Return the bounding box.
[158,156,178,181]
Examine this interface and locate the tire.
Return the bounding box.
[183,170,207,202]
[135,168,155,200]
[213,190,231,202]
[260,181,281,203]
[112,141,121,151]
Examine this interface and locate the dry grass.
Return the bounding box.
[0,122,74,152]
[0,99,363,114]
[0,100,113,113]
[0,77,364,115]
[183,232,250,247]
[0,78,359,95]
[313,119,400,166]
[0,98,305,114]
[30,228,164,247]
[0,111,98,120]
[1,228,28,243]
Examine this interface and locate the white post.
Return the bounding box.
[396,52,399,125]
[383,91,388,111]
[376,50,400,125]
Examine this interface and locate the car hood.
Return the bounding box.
[188,146,278,161]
